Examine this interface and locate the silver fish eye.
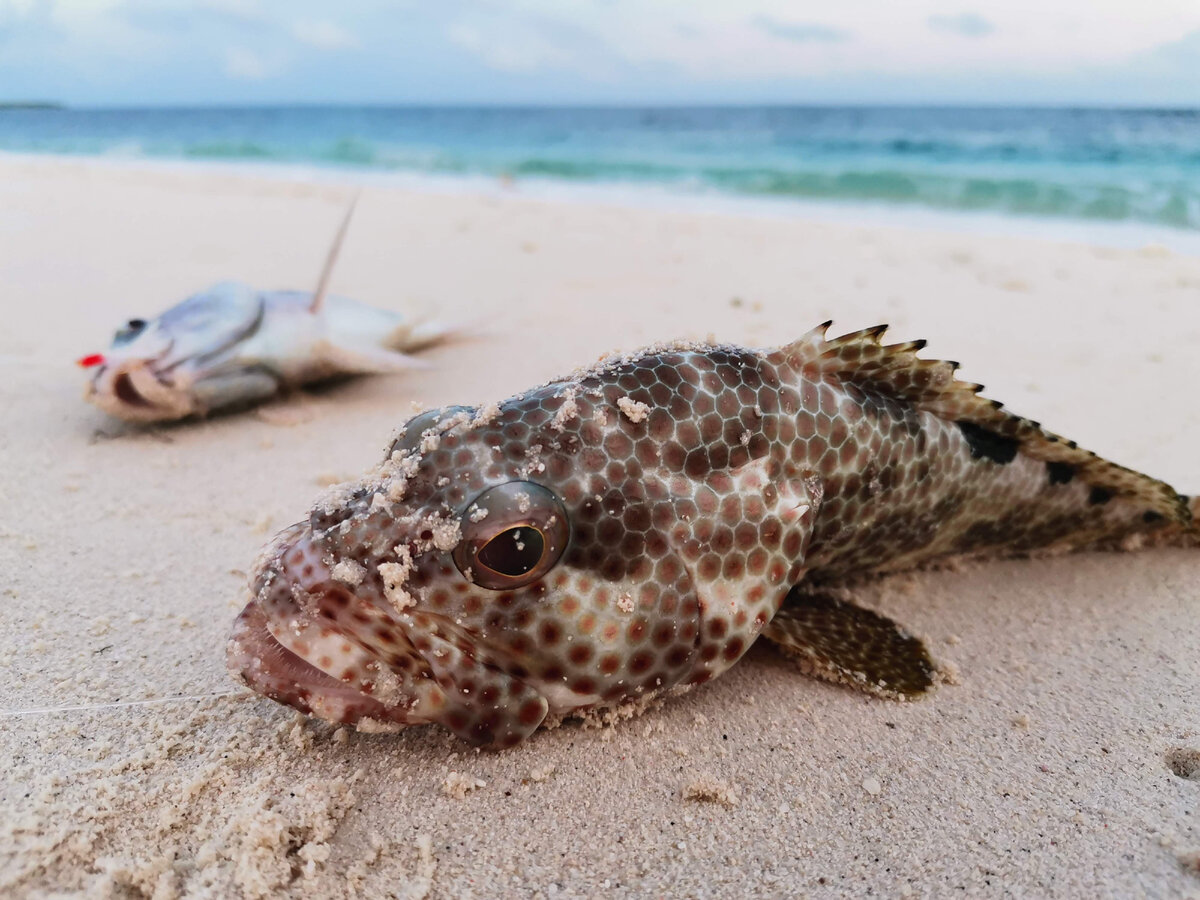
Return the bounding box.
[113,318,148,345]
[453,482,569,590]
[387,405,476,459]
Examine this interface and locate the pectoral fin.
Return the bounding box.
[191,368,281,413]
[666,457,820,685]
[763,589,936,698]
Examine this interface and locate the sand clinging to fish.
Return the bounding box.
[228,322,1196,748]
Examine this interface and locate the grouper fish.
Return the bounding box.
[228,324,1197,747]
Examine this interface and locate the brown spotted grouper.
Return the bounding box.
[228,323,1196,747]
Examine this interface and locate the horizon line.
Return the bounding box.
[4,100,1200,113]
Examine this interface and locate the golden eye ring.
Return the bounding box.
[453,482,569,590]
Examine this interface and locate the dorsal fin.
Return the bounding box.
[770,322,1191,528]
[309,195,359,314]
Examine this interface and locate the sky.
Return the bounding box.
[1,0,1199,106]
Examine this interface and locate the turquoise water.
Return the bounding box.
[2,105,1199,230]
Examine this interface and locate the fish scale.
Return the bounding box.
[228,322,1196,747]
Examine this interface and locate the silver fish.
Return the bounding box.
[80,203,451,422]
[228,324,1197,748]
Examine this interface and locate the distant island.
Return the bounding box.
[0,102,64,110]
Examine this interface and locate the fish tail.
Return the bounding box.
[386,317,460,352]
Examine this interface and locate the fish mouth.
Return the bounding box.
[227,526,429,731]
[85,360,197,423]
[229,524,552,744]
[227,601,407,729]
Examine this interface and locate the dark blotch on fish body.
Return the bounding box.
[1046,461,1076,485]
[957,421,1019,465]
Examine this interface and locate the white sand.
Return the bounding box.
[1,156,1198,898]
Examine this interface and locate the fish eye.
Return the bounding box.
[387,405,476,459]
[477,527,545,578]
[453,482,569,590]
[113,318,148,345]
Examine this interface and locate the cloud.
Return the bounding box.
[2,0,1200,106]
[1142,27,1200,67]
[118,4,355,57]
[447,21,572,73]
[1085,27,1200,99]
[222,46,275,79]
[118,0,269,35]
[927,12,993,38]
[0,0,55,46]
[0,0,46,19]
[754,16,849,43]
[446,11,616,78]
[290,19,356,51]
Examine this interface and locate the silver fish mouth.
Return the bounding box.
[86,359,197,423]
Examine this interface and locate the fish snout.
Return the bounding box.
[227,600,408,729]
[233,532,429,731]
[234,524,550,746]
[85,358,195,422]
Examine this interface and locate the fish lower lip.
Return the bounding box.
[227,601,405,728]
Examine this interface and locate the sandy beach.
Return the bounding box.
[1,155,1198,898]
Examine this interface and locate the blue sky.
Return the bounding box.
[1,0,1199,106]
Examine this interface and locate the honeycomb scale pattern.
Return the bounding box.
[228,325,1192,747]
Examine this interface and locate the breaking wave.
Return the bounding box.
[1,105,1198,230]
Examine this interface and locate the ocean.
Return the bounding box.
[2,105,1199,234]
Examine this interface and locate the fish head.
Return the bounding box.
[82,282,265,422]
[229,370,741,747]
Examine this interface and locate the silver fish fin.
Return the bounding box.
[769,322,1190,530]
[763,589,936,698]
[191,369,281,414]
[320,341,432,375]
[309,194,359,315]
[383,316,460,353]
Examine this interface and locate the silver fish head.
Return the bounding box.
[82,282,265,422]
[230,347,811,747]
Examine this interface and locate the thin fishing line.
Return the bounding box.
[0,690,253,718]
